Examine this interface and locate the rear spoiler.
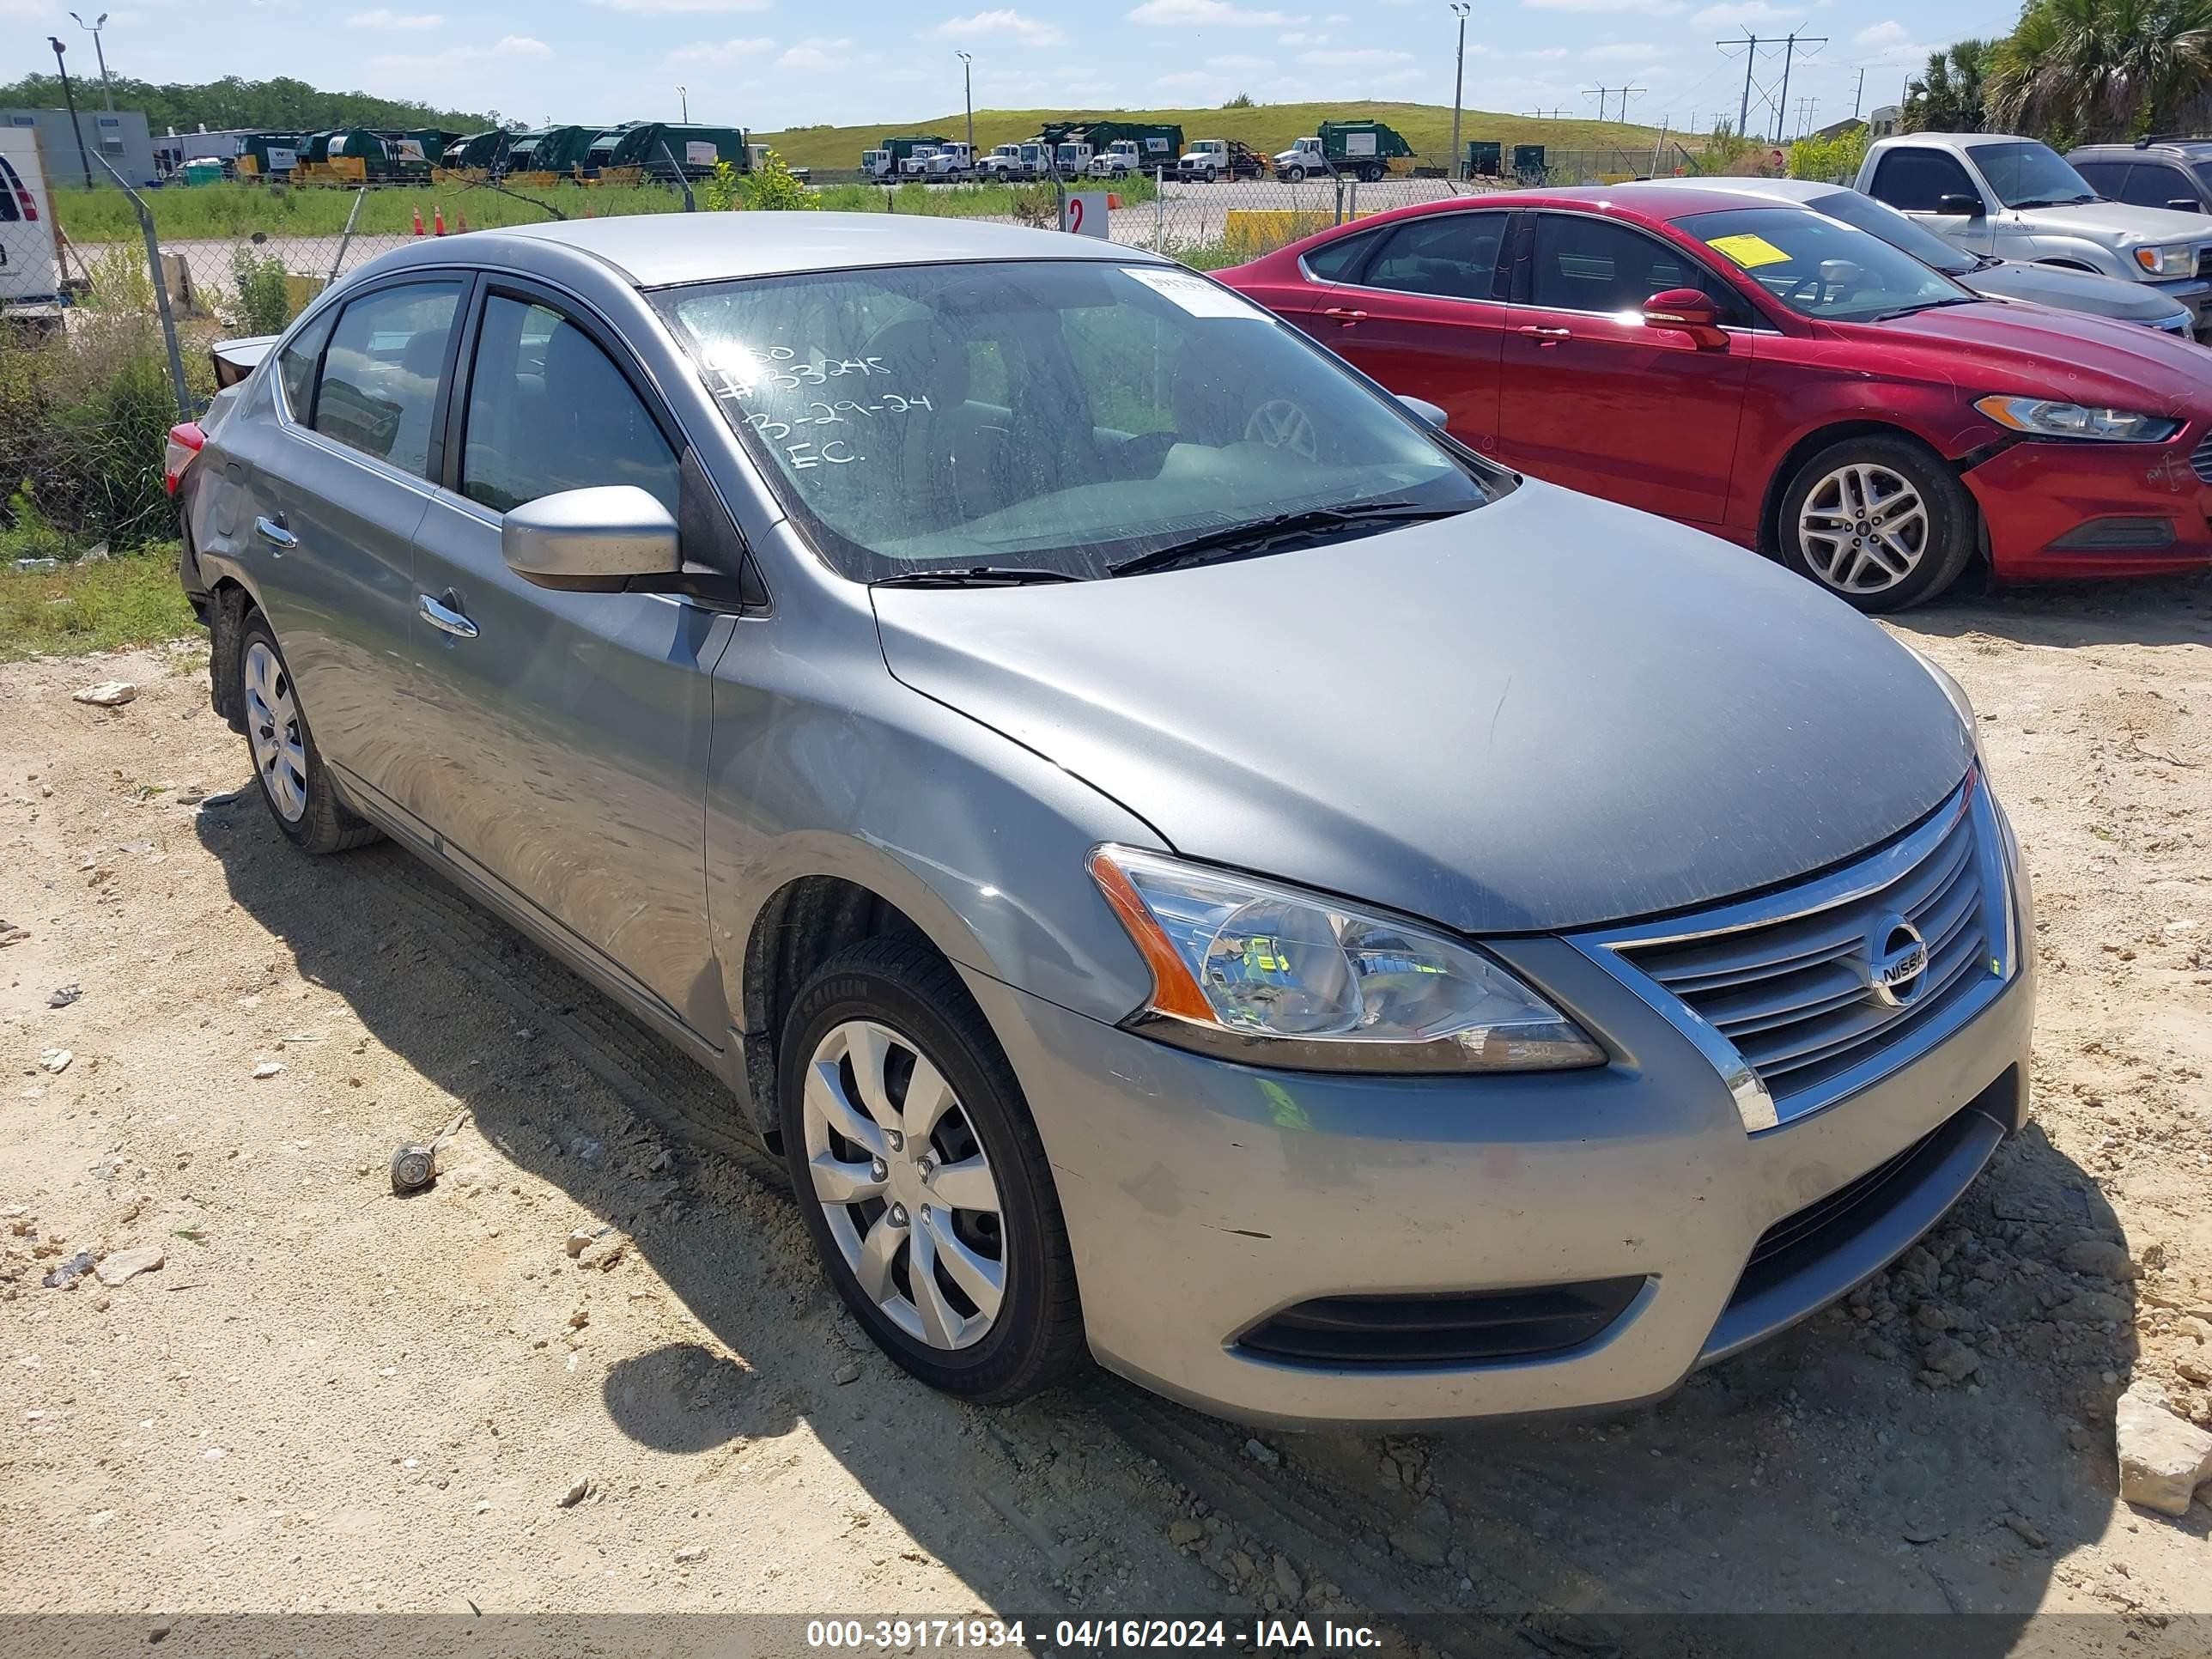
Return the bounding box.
[210,335,279,390]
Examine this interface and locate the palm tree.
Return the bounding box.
[1987,0,2212,143]
[1905,40,1994,131]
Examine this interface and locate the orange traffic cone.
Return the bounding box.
[433,205,447,236]
[411,204,424,236]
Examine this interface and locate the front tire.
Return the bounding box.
[780,939,1085,1403]
[1775,434,1977,611]
[237,611,380,854]
[1284,164,1306,182]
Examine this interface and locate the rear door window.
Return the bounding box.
[311,281,463,479]
[0,158,21,222]
[1360,213,1510,301]
[1300,225,1386,283]
[276,309,337,422]
[1869,148,1977,212]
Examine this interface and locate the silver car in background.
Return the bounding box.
[175,215,2033,1427]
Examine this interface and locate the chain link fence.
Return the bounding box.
[0,155,1643,566]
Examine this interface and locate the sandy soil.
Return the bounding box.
[3,575,2209,1648]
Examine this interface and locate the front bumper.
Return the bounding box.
[966,804,2033,1431]
[2147,275,2212,327]
[1964,435,2212,583]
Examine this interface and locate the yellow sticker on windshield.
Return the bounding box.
[1707,233,1791,270]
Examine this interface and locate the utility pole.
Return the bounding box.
[48,37,94,189]
[678,84,688,121]
[1586,85,1607,124]
[1851,66,1866,119]
[69,11,114,112]
[1717,29,1826,143]
[1795,94,1816,137]
[1733,31,1757,137]
[1774,33,1796,142]
[1449,2,1469,179]
[956,51,973,155]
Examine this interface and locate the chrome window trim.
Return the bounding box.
[1569,771,2017,1136]
[1305,209,1516,305]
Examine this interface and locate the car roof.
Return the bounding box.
[1874,131,2039,152]
[1504,181,1813,220]
[2075,139,2212,156]
[396,210,1170,289]
[1626,176,1838,204]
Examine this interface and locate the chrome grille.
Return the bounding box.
[1580,775,2013,1132]
[2191,429,2212,485]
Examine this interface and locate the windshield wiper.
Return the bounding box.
[872,566,1080,588]
[1870,296,1984,322]
[1107,501,1468,579]
[2008,194,2097,210]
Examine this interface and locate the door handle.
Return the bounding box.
[253,515,297,550]
[1516,325,1572,343]
[419,592,478,641]
[1322,307,1369,323]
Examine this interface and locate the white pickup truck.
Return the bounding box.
[1856,132,2212,332]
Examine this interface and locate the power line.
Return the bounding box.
[1716,29,1827,143]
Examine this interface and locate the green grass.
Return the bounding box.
[51,180,691,244]
[0,546,198,661]
[758,101,1678,176]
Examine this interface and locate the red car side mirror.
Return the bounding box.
[1643,288,1730,351]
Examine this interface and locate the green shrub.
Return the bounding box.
[704,150,817,212]
[229,245,297,334]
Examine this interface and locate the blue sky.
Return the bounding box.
[3,0,2021,139]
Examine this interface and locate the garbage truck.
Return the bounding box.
[1277,119,1415,183]
[862,135,949,180]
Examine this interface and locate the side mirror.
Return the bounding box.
[2169,198,2203,214]
[501,484,681,592]
[1397,393,1449,429]
[1936,192,1984,218]
[1642,287,1729,351]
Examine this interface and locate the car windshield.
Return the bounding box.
[1802,187,1975,275]
[1973,141,2099,210]
[654,259,1496,582]
[1680,206,1977,323]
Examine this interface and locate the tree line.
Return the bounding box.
[1905,0,2212,142]
[0,72,488,136]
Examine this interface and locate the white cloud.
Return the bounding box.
[1155,70,1223,88]
[777,35,849,70]
[1207,52,1273,70]
[1523,0,1684,12]
[934,8,1067,45]
[593,0,768,10]
[1586,40,1664,57]
[878,65,928,81]
[1521,46,1570,57]
[1692,0,1786,19]
[1128,0,1300,23]
[661,33,775,70]
[1854,18,1906,45]
[1297,46,1413,64]
[368,33,550,87]
[1278,27,1327,41]
[346,8,442,26]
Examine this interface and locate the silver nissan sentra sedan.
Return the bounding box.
[173,213,2033,1428]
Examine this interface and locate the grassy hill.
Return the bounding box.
[757,101,1675,173]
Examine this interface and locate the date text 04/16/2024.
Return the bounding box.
[803,1621,1385,1651]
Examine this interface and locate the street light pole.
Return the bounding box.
[1449,3,1469,179]
[70,12,114,112]
[678,84,689,121]
[957,52,974,155]
[48,37,94,190]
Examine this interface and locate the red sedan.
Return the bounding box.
[1220,183,2212,609]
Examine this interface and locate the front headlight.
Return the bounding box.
[2134,244,2196,276]
[1973,396,2179,442]
[1087,846,1606,1073]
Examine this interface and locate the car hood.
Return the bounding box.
[1964,260,2189,324]
[2010,198,2212,245]
[1864,299,2211,412]
[872,483,1975,937]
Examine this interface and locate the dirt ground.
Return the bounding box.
[4,575,2210,1650]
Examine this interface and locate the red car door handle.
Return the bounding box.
[1517,325,1572,343]
[1322,307,1369,322]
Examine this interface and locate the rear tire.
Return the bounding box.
[780,938,1085,1404]
[236,611,381,854]
[1775,434,1977,612]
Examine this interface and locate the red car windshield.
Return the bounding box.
[1678,206,1978,325]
